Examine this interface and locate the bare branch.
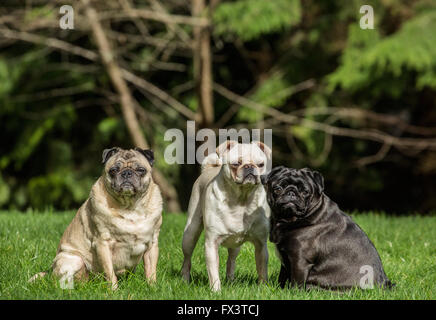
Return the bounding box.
[13,85,94,103]
[291,107,436,136]
[98,8,209,27]
[215,78,316,128]
[0,28,99,61]
[355,143,392,167]
[81,0,181,212]
[118,0,150,36]
[81,0,147,148]
[148,0,192,45]
[121,69,198,120]
[213,82,436,151]
[192,0,214,127]
[0,27,196,121]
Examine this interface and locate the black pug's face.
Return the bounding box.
[261,166,324,220]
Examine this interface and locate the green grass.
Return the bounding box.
[0,210,435,299]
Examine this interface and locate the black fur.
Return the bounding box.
[134,147,154,166]
[102,147,120,164]
[262,166,394,290]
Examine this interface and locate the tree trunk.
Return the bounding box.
[192,0,214,128]
[81,0,181,213]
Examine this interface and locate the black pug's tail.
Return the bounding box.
[382,279,396,289]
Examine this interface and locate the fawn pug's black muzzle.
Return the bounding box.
[102,147,154,199]
[113,168,143,194]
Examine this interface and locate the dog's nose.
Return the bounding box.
[121,169,133,179]
[243,165,256,177]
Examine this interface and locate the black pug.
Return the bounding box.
[261,166,394,290]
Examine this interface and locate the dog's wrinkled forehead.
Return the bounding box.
[105,149,150,169]
[267,167,312,189]
[225,143,267,164]
[120,150,135,160]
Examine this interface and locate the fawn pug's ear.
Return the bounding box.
[134,147,155,166]
[102,147,120,164]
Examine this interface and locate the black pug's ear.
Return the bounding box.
[312,170,324,193]
[102,147,120,164]
[135,147,154,166]
[261,166,281,185]
[301,168,324,195]
[260,174,268,185]
[261,166,289,186]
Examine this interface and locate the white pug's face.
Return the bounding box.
[218,141,271,185]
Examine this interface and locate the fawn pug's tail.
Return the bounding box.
[201,153,222,172]
[28,270,51,283]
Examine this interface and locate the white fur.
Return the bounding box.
[182,141,271,291]
[201,153,222,172]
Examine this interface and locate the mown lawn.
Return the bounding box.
[0,210,434,300]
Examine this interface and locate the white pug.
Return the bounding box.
[181,140,271,291]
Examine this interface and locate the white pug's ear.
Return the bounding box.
[216,140,238,157]
[253,141,271,159]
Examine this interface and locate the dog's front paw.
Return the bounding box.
[181,261,192,283]
[181,273,191,283]
[111,281,118,291]
[210,280,221,292]
[146,274,157,284]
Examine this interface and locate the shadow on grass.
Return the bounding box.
[167,265,282,288]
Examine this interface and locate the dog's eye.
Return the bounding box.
[273,187,283,195]
[136,167,147,175]
[231,162,240,167]
[258,163,264,168]
[109,167,119,176]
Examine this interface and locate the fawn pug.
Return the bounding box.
[30,147,162,289]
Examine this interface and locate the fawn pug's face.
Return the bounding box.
[261,166,324,219]
[217,141,271,185]
[102,147,154,199]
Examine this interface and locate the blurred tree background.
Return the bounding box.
[0,0,435,214]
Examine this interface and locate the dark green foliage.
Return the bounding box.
[0,0,436,213]
[213,0,302,41]
[328,9,436,91]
